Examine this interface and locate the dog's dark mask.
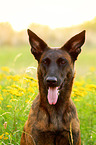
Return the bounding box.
[27,29,85,105]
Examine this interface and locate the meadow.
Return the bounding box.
[0,45,96,145]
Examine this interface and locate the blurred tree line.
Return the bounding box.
[0,17,96,47]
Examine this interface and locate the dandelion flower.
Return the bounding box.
[5,132,9,135]
[28,87,35,93]
[74,98,80,102]
[0,85,2,89]
[1,67,10,72]
[7,105,12,108]
[25,100,32,104]
[0,134,4,139]
[10,99,17,102]
[0,96,3,101]
[0,135,2,139]
[4,137,8,140]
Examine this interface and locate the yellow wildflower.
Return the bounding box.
[72,88,78,92]
[7,75,12,80]
[0,96,3,100]
[8,88,19,96]
[11,96,13,99]
[13,75,21,81]
[24,78,31,83]
[0,135,2,139]
[5,132,9,135]
[0,134,4,139]
[74,98,80,102]
[4,137,8,140]
[0,101,1,104]
[24,74,37,82]
[25,99,32,104]
[30,82,38,87]
[90,66,95,72]
[0,85,2,89]
[28,95,33,98]
[28,87,35,93]
[2,89,7,93]
[86,84,96,92]
[7,105,12,108]
[1,67,10,72]
[10,99,17,102]
[86,84,96,89]
[7,75,20,81]
[74,81,84,87]
[11,84,26,93]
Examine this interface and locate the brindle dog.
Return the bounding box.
[21,29,86,145]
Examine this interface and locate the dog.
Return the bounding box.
[20,29,86,145]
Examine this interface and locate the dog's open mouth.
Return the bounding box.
[47,87,59,105]
[47,81,65,105]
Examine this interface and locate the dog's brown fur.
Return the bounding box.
[20,29,86,145]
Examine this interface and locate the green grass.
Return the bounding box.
[0,45,37,73]
[72,76,96,145]
[76,47,96,76]
[0,68,96,145]
[0,45,96,144]
[0,70,38,144]
[0,45,96,75]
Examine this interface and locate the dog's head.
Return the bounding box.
[27,29,86,105]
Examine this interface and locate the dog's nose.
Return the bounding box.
[46,76,57,86]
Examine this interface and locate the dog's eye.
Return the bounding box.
[60,60,66,64]
[57,58,67,65]
[43,60,47,64]
[42,58,50,65]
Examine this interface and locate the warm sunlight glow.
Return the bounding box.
[0,0,96,31]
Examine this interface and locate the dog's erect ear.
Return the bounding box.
[27,29,48,61]
[61,30,86,61]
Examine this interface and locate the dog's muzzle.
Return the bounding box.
[46,76,57,87]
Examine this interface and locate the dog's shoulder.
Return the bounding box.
[27,95,40,123]
[63,99,78,123]
[32,94,40,110]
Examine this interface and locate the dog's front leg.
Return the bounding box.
[20,120,36,145]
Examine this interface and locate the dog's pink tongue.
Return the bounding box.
[47,87,58,105]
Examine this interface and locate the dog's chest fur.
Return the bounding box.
[28,96,70,144]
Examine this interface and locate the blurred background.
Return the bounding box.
[0,1,96,144]
[0,0,96,76]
